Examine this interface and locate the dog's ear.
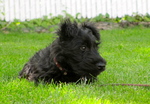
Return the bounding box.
[82,23,100,41]
[57,19,78,41]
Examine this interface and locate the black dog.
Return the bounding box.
[19,19,106,84]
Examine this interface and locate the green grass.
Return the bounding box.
[0,27,150,104]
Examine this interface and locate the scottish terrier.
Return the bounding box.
[19,19,106,84]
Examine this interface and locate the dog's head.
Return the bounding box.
[56,19,106,79]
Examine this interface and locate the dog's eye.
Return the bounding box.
[80,45,86,51]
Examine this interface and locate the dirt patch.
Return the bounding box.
[95,22,119,30]
[95,22,150,30]
[1,22,150,34]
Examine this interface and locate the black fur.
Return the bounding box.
[19,19,106,84]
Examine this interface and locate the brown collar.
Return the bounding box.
[54,57,67,75]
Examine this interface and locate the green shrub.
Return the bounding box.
[1,12,150,32]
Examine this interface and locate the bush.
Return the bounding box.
[1,12,150,33]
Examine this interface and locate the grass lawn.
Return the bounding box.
[0,27,150,104]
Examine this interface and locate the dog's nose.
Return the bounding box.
[96,63,106,70]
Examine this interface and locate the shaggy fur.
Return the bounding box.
[19,19,106,84]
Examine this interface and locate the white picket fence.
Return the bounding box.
[0,0,150,21]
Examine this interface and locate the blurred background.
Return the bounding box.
[0,0,150,33]
[0,0,150,21]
